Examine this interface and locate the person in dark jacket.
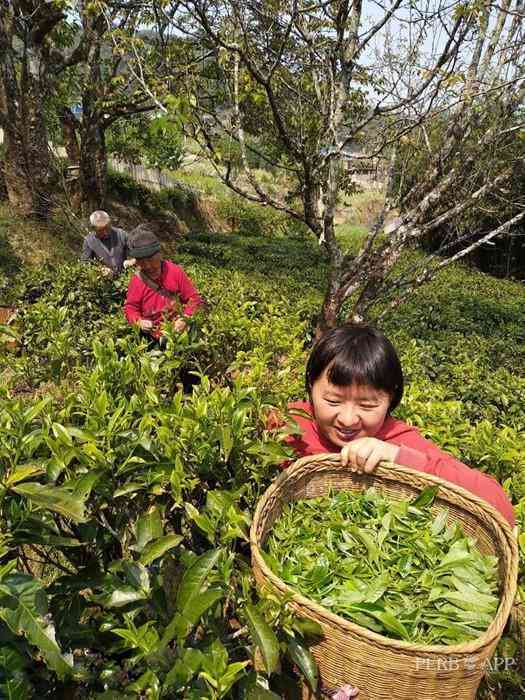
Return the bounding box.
[80,210,133,275]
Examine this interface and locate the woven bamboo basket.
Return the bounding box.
[250,454,518,700]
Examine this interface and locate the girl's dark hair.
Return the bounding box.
[306,324,404,411]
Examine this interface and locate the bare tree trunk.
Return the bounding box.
[60,109,81,164]
[79,119,107,214]
[318,277,343,336]
[78,23,108,215]
[60,108,81,210]
[1,126,34,215]
[315,158,347,335]
[0,6,54,218]
[0,94,51,217]
[22,53,53,218]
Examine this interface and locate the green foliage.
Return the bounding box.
[215,193,309,238]
[266,487,500,645]
[0,217,524,697]
[107,169,200,218]
[244,604,280,675]
[0,343,295,696]
[107,114,185,172]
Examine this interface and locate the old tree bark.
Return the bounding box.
[149,0,524,332]
[0,2,153,216]
[0,2,65,217]
[63,5,158,213]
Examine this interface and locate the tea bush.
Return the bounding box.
[0,222,524,698]
[214,194,309,239]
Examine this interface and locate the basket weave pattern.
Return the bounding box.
[250,454,518,700]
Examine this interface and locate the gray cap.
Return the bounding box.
[129,225,161,259]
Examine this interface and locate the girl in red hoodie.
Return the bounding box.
[281,323,514,526]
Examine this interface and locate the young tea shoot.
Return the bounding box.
[264,487,499,645]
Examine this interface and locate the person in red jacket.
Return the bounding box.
[279,323,515,526]
[124,226,204,341]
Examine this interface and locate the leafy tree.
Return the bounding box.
[107,112,185,171]
[0,2,171,217]
[0,1,77,217]
[140,0,525,331]
[57,5,163,212]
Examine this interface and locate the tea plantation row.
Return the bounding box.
[0,228,523,698]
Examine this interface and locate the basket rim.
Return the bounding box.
[250,453,519,656]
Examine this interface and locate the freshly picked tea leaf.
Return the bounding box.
[265,488,499,645]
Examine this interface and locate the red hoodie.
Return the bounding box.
[124,260,203,338]
[280,401,515,526]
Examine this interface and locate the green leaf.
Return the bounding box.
[51,423,74,447]
[159,612,190,647]
[0,574,73,679]
[163,648,202,689]
[122,562,150,592]
[430,508,449,536]
[114,482,143,498]
[72,470,102,499]
[127,670,159,694]
[346,526,380,564]
[23,398,51,424]
[5,464,45,487]
[12,483,86,523]
[218,661,250,694]
[133,506,163,552]
[139,534,183,565]
[247,686,281,700]
[182,588,223,627]
[286,636,318,692]
[104,588,146,608]
[185,503,217,541]
[176,549,221,615]
[346,603,410,640]
[441,590,498,614]
[518,532,525,553]
[200,637,228,677]
[436,540,472,571]
[66,427,96,443]
[220,425,233,460]
[244,604,280,675]
[0,561,18,582]
[411,485,440,509]
[292,618,324,639]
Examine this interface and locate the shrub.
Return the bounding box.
[214,191,309,238]
[0,218,524,698]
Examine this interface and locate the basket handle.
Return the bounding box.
[286,452,405,477]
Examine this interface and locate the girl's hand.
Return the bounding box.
[340,437,399,474]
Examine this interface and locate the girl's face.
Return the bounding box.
[310,369,391,448]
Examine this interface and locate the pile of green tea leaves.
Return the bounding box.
[264,486,500,645]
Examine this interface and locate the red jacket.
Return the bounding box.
[124,260,203,338]
[281,401,515,526]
